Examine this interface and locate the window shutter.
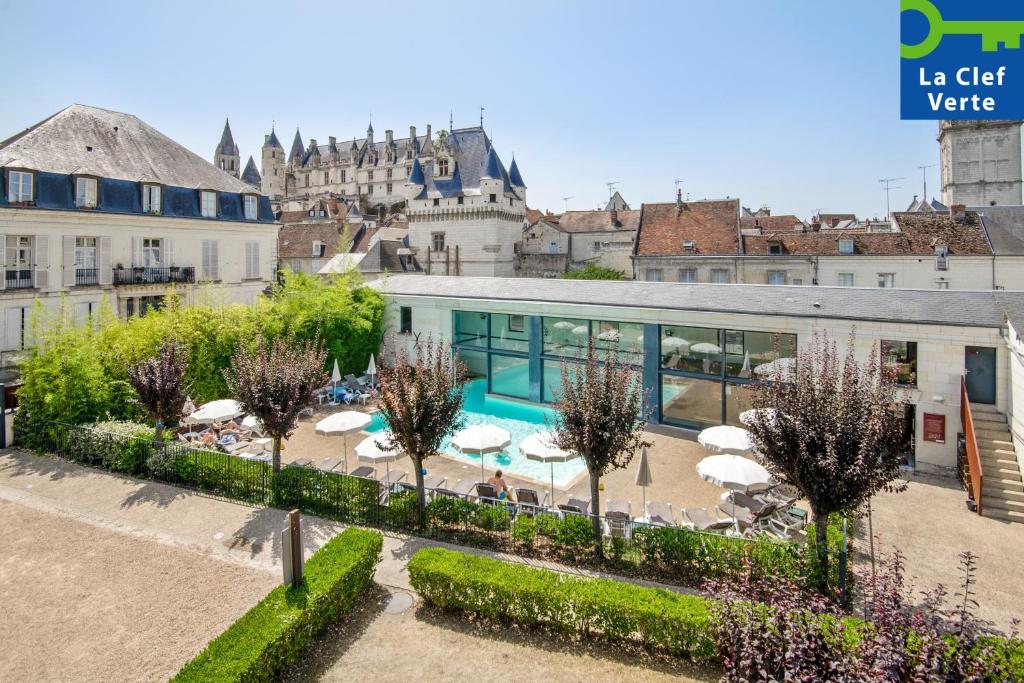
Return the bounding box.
[211,240,219,280]
[245,241,260,279]
[4,308,22,351]
[201,240,219,280]
[201,240,210,279]
[63,235,76,287]
[98,237,112,285]
[34,235,49,290]
[131,237,141,266]
[164,238,173,267]
[0,234,6,291]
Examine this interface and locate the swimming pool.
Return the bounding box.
[365,378,586,485]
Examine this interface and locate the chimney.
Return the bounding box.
[264,134,270,144]
[950,204,967,223]
[410,125,417,140]
[386,129,393,145]
[676,188,683,211]
[329,136,336,146]
[610,209,618,225]
[309,138,317,149]
[426,124,432,139]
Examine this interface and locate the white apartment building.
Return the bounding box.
[0,104,279,365]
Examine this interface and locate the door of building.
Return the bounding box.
[964,346,996,404]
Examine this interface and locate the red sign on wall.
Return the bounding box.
[923,413,945,444]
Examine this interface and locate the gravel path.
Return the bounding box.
[0,499,276,682]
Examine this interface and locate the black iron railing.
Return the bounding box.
[75,268,98,286]
[4,269,33,289]
[113,266,195,286]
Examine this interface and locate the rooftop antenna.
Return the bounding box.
[562,196,574,212]
[606,181,619,198]
[917,163,937,200]
[878,177,904,218]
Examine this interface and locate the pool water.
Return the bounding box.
[365,379,586,485]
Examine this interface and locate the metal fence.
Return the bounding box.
[30,421,843,593]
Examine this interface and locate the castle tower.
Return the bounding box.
[939,120,1023,207]
[260,126,285,199]
[214,118,240,177]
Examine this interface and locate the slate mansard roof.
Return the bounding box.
[0,104,274,222]
[371,275,1024,329]
[408,127,519,200]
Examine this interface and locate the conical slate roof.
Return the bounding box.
[241,156,261,186]
[481,146,503,180]
[217,118,237,155]
[266,126,282,149]
[509,157,525,188]
[288,128,304,163]
[408,157,425,185]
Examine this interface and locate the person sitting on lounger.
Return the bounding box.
[199,431,216,447]
[224,419,240,432]
[487,470,511,500]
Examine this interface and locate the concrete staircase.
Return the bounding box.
[970,403,1024,523]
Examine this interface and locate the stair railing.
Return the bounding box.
[960,376,984,515]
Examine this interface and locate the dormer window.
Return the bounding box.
[437,157,450,177]
[312,240,326,258]
[838,239,854,255]
[767,241,783,255]
[142,184,161,213]
[243,195,258,221]
[75,176,98,208]
[200,190,218,218]
[386,150,394,163]
[406,149,413,160]
[8,170,33,203]
[682,240,696,251]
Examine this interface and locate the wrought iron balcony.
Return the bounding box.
[75,267,98,286]
[4,269,33,289]
[113,265,195,286]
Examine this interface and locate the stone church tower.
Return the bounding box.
[939,120,1023,207]
[260,126,285,199]
[214,118,240,178]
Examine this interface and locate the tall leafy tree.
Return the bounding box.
[746,332,907,577]
[377,337,467,528]
[126,341,188,442]
[223,335,328,472]
[550,339,651,558]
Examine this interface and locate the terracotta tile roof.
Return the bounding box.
[525,207,545,225]
[816,213,857,228]
[555,209,640,233]
[740,214,806,231]
[279,223,341,258]
[892,211,991,254]
[636,199,740,255]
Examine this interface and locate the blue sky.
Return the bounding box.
[0,1,936,219]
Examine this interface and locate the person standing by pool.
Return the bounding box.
[488,470,513,501]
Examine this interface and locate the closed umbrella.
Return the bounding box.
[354,431,402,479]
[635,447,653,515]
[452,424,512,482]
[520,430,576,504]
[366,354,377,388]
[181,396,196,419]
[698,425,754,455]
[188,399,243,425]
[331,359,342,399]
[316,410,371,473]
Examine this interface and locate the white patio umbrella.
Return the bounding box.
[452,424,512,482]
[571,325,589,336]
[188,399,243,425]
[241,414,265,434]
[316,410,371,473]
[690,342,722,354]
[596,328,620,341]
[635,446,653,514]
[553,321,576,330]
[520,430,576,504]
[698,425,755,455]
[753,356,796,379]
[738,408,783,427]
[662,336,689,349]
[354,431,402,479]
[366,354,377,387]
[696,453,772,523]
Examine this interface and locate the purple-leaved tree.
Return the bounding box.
[745,331,907,579]
[223,335,328,472]
[550,338,651,559]
[126,341,188,442]
[377,337,467,529]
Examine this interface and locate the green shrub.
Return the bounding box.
[535,512,560,537]
[555,513,593,549]
[561,263,625,280]
[511,515,537,549]
[174,528,382,683]
[407,547,716,661]
[426,495,476,527]
[473,503,510,532]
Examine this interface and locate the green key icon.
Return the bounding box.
[902,0,1024,59]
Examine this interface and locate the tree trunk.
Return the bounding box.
[813,508,829,584]
[414,456,427,530]
[272,436,282,473]
[154,422,163,443]
[589,470,603,560]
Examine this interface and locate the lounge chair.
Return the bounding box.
[682,507,734,532]
[645,501,676,526]
[604,500,633,538]
[344,375,372,404]
[350,465,376,478]
[423,474,447,490]
[452,479,478,498]
[558,495,592,516]
[515,488,549,515]
[475,482,501,504]
[288,458,314,468]
[317,458,343,472]
[375,469,407,485]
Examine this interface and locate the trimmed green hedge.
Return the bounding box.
[174,528,382,682]
[407,546,716,661]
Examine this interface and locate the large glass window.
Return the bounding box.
[490,355,529,399]
[455,348,487,380]
[881,340,917,387]
[592,320,644,365]
[542,316,589,357]
[453,310,488,347]
[724,383,757,426]
[661,375,722,427]
[725,330,797,379]
[660,325,721,375]
[490,313,529,352]
[542,359,584,403]
[8,171,33,202]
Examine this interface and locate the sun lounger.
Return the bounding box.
[376,469,407,485]
[349,465,376,478]
[317,458,343,472]
[604,500,633,538]
[288,458,313,468]
[558,495,592,516]
[682,507,734,532]
[452,479,478,498]
[645,501,676,526]
[423,474,447,490]
[344,375,372,404]
[515,488,549,514]
[475,482,501,504]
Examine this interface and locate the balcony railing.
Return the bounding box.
[5,269,33,289]
[113,266,195,286]
[75,268,98,286]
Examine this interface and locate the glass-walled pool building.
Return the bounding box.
[371,275,1019,476]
